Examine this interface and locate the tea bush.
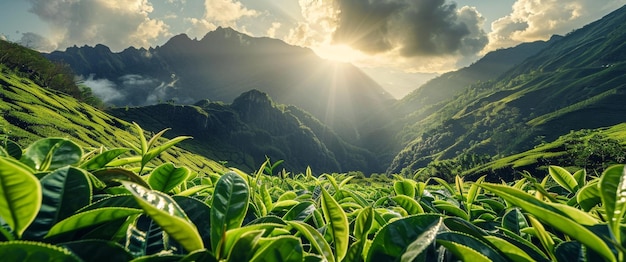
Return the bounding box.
[1,125,625,261]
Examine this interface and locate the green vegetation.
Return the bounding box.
[0,62,224,174]
[0,40,103,108]
[2,132,626,261]
[387,5,626,177]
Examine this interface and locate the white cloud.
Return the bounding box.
[486,0,626,51]
[184,0,259,39]
[18,32,56,51]
[203,0,257,24]
[266,22,281,38]
[26,0,170,52]
[82,75,124,104]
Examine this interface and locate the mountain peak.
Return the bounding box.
[163,33,193,46]
[231,89,273,109]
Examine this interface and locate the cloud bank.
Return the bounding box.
[332,0,487,57]
[26,0,169,52]
[289,0,488,72]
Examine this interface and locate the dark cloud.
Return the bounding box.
[331,0,488,57]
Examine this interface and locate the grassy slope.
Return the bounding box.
[0,63,225,174]
[465,123,626,180]
[387,6,626,177]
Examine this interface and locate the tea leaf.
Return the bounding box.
[320,186,349,261]
[211,172,250,253]
[548,166,578,193]
[148,163,190,193]
[0,156,41,238]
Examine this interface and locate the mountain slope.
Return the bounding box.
[44,27,394,141]
[357,36,557,167]
[108,89,380,174]
[0,48,224,173]
[387,5,626,177]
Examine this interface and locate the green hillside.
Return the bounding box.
[0,48,224,174]
[388,5,626,179]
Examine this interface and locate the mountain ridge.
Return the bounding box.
[108,89,381,174]
[44,27,394,142]
[387,4,626,177]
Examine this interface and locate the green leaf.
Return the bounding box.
[132,122,148,155]
[173,196,212,248]
[573,169,586,189]
[1,139,22,160]
[480,183,614,261]
[141,136,191,168]
[366,214,441,262]
[176,185,211,197]
[222,223,285,255]
[46,207,143,237]
[502,208,528,236]
[394,180,415,198]
[466,176,485,210]
[496,229,550,261]
[23,166,92,240]
[147,128,171,149]
[484,235,535,262]
[430,177,455,195]
[548,166,578,193]
[320,186,349,262]
[61,239,133,262]
[79,148,130,171]
[576,180,601,211]
[283,201,316,221]
[354,206,374,241]
[227,229,264,262]
[92,168,151,189]
[148,163,190,193]
[20,138,82,171]
[437,231,508,262]
[287,221,335,262]
[400,216,442,262]
[0,156,42,238]
[249,235,303,262]
[392,195,424,215]
[599,164,626,243]
[554,241,583,262]
[261,184,273,211]
[105,155,142,167]
[210,172,250,253]
[122,181,205,252]
[433,200,469,220]
[0,240,81,262]
[527,215,556,260]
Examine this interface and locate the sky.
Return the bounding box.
[1,0,625,99]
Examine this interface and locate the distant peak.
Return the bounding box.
[163,33,193,46]
[201,27,249,42]
[232,89,273,108]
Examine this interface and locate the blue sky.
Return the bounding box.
[1,0,624,98]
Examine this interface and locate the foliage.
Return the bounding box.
[0,40,102,107]
[2,131,626,261]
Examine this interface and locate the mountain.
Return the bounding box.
[44,27,394,141]
[0,41,224,173]
[387,5,626,178]
[357,36,557,167]
[108,90,380,174]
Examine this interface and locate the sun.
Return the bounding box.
[312,44,365,64]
